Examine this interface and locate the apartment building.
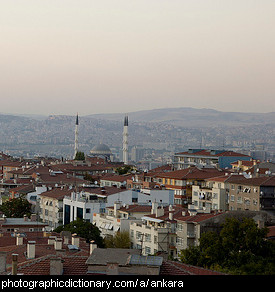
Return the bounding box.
[149,166,225,206]
[192,175,230,211]
[64,185,173,227]
[227,175,275,211]
[173,149,251,170]
[175,211,224,257]
[63,186,124,225]
[93,203,152,238]
[130,203,186,257]
[39,187,72,229]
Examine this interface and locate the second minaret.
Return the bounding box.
[122,115,129,165]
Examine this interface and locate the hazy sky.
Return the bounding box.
[0,0,274,116]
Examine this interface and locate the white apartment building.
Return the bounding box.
[63,187,174,225]
[192,175,229,211]
[130,204,184,258]
[39,188,71,230]
[63,191,106,225]
[93,202,152,238]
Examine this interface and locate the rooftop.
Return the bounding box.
[175,149,250,158]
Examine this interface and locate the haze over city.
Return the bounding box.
[1,0,274,116]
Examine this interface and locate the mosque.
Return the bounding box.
[73,114,129,164]
[90,142,112,161]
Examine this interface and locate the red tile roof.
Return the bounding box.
[101,174,133,182]
[39,187,72,200]
[176,149,249,157]
[156,167,225,180]
[176,211,224,223]
[226,175,275,186]
[15,255,89,275]
[160,260,225,275]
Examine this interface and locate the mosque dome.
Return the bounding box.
[90,143,112,156]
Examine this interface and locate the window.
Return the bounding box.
[231,195,235,202]
[177,223,183,231]
[136,231,142,240]
[177,237,183,246]
[145,246,151,255]
[86,208,90,213]
[145,233,151,242]
[231,185,235,190]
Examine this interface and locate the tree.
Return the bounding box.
[104,231,131,248]
[74,151,85,161]
[116,165,133,175]
[0,197,32,218]
[54,218,104,247]
[179,217,275,275]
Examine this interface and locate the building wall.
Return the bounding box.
[228,183,260,211]
[192,185,228,211]
[130,221,176,257]
[39,197,63,229]
[63,197,104,225]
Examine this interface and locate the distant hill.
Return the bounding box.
[85,107,275,127]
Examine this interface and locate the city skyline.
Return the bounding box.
[1,1,275,116]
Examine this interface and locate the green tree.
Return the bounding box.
[179,217,275,275]
[116,165,133,175]
[0,197,32,218]
[104,231,131,248]
[74,151,85,161]
[54,218,104,247]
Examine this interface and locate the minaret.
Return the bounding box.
[74,113,79,159]
[123,114,129,165]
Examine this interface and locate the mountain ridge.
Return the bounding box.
[84,107,275,127]
[0,107,274,127]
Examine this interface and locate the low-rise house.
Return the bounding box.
[244,162,275,177]
[0,231,90,275]
[230,159,258,172]
[9,184,35,199]
[0,214,47,233]
[100,174,132,188]
[86,247,162,275]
